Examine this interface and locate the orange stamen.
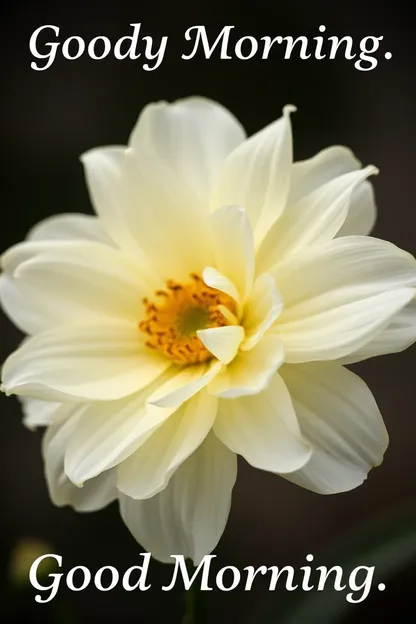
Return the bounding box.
[139,273,238,364]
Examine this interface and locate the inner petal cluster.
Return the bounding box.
[139,273,237,364]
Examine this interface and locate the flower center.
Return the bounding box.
[139,273,237,364]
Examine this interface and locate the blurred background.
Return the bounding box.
[0,1,415,622]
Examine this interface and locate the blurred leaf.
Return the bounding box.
[259,506,416,624]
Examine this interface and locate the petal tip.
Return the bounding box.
[283,104,297,116]
[1,383,12,397]
[79,149,94,164]
[366,164,379,176]
[64,465,84,489]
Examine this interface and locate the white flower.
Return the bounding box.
[1,98,416,565]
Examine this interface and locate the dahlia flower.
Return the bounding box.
[1,98,415,564]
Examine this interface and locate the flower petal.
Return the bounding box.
[280,363,388,494]
[337,180,376,237]
[147,361,223,408]
[80,147,144,257]
[214,373,311,474]
[208,334,285,398]
[241,274,283,351]
[118,391,217,499]
[2,241,63,275]
[129,97,246,200]
[202,267,240,303]
[27,213,113,245]
[21,397,61,430]
[197,326,244,364]
[209,206,255,301]
[289,145,361,205]
[289,143,376,235]
[2,322,170,402]
[257,165,378,272]
[274,237,416,310]
[274,289,414,363]
[213,106,295,245]
[43,410,118,511]
[63,374,178,485]
[341,298,416,363]
[115,149,213,280]
[272,236,416,362]
[119,432,237,565]
[0,274,51,335]
[9,241,155,326]
[83,146,202,280]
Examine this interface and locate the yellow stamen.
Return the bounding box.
[139,273,238,364]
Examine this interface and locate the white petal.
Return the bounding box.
[43,411,117,511]
[274,237,416,311]
[10,241,155,326]
[1,243,77,334]
[258,165,377,272]
[147,361,223,408]
[129,97,246,200]
[63,374,178,485]
[2,241,64,275]
[81,148,205,280]
[214,106,295,245]
[208,334,285,398]
[341,298,416,363]
[274,289,414,363]
[209,206,255,301]
[1,239,157,333]
[289,145,361,205]
[80,147,144,257]
[214,374,311,474]
[118,391,218,499]
[241,274,283,350]
[202,267,240,303]
[197,326,244,364]
[337,180,376,237]
[2,322,170,402]
[21,397,61,430]
[115,149,213,280]
[0,274,52,335]
[271,236,416,362]
[280,363,388,494]
[119,432,237,565]
[27,213,113,245]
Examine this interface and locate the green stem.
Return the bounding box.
[182,560,204,624]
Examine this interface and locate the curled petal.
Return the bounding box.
[197,325,244,364]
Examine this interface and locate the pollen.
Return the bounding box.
[139,273,238,364]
